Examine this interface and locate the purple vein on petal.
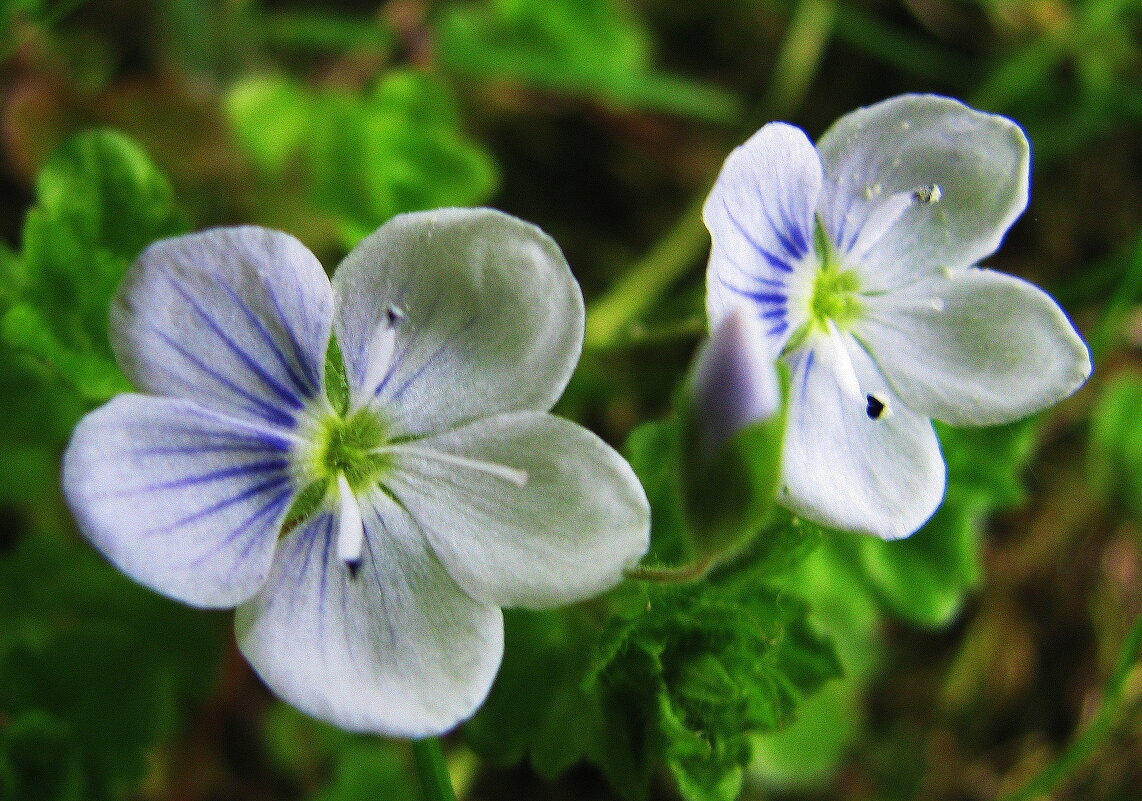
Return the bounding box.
[160,272,306,411]
[152,329,297,429]
[146,475,293,535]
[389,314,479,403]
[135,459,290,494]
[218,280,319,399]
[720,199,795,274]
[265,281,324,396]
[188,487,292,569]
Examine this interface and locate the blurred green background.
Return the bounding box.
[0,0,1139,800]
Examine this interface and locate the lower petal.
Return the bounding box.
[781,336,945,540]
[234,493,503,738]
[382,411,650,609]
[62,394,296,608]
[853,268,1092,426]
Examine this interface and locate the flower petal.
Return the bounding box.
[112,227,333,429]
[816,94,1029,290]
[781,334,945,540]
[382,411,650,609]
[853,268,1092,426]
[704,123,822,348]
[331,208,583,438]
[62,394,297,607]
[235,494,503,737]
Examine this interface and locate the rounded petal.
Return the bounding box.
[781,335,945,540]
[704,123,822,346]
[331,208,583,438]
[816,94,1029,289]
[853,268,1092,426]
[112,227,333,429]
[382,411,650,609]
[235,495,504,738]
[62,394,297,608]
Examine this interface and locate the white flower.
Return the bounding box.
[703,94,1091,540]
[62,208,650,737]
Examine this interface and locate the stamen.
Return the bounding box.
[913,184,942,205]
[378,444,529,487]
[335,473,365,574]
[825,322,864,404]
[353,305,404,410]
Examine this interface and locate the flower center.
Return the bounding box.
[311,408,391,492]
[808,219,863,331]
[810,266,862,328]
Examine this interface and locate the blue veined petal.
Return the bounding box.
[853,267,1092,426]
[816,94,1030,292]
[331,209,583,439]
[62,394,299,608]
[704,123,821,343]
[112,227,333,429]
[235,493,504,737]
[381,410,649,610]
[780,333,945,540]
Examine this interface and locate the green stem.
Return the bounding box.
[411,737,457,801]
[760,0,837,122]
[583,196,710,351]
[999,614,1142,801]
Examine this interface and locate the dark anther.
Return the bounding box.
[865,394,886,419]
[385,305,405,325]
[346,559,361,579]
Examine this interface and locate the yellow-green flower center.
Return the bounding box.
[310,408,390,492]
[808,219,863,331]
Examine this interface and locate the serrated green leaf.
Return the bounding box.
[5,129,185,402]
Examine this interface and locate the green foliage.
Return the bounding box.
[847,419,1040,628]
[226,70,498,248]
[0,530,223,800]
[1,129,185,403]
[265,704,417,801]
[465,520,840,801]
[590,575,841,801]
[1089,373,1142,515]
[435,0,743,122]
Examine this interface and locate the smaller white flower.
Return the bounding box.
[63,208,650,737]
[704,94,1091,540]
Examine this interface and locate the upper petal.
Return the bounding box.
[852,268,1092,426]
[816,94,1029,290]
[382,411,650,609]
[781,334,945,540]
[234,494,504,738]
[331,208,584,438]
[62,394,297,608]
[112,227,333,429]
[704,123,822,350]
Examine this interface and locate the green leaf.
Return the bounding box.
[623,419,692,567]
[847,418,1040,628]
[3,129,186,402]
[435,0,742,122]
[591,577,842,801]
[226,70,498,249]
[1089,373,1142,514]
[0,530,223,797]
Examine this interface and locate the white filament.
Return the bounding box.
[379,444,529,487]
[335,473,365,567]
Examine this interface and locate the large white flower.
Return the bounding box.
[62,208,650,737]
[704,94,1091,540]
